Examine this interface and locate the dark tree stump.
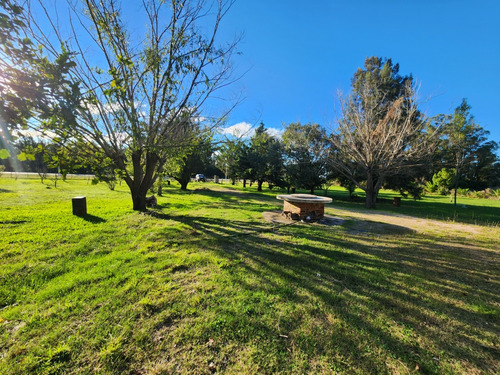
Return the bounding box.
[72,197,87,216]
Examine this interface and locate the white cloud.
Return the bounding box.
[103,131,130,146]
[221,122,254,138]
[86,102,123,117]
[266,127,283,139]
[221,122,283,139]
[13,129,57,141]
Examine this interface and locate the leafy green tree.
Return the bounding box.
[282,122,329,194]
[440,99,499,204]
[336,174,357,199]
[329,57,436,208]
[465,141,499,190]
[216,138,246,184]
[2,0,238,210]
[14,136,49,181]
[165,118,215,190]
[247,123,284,191]
[430,168,455,195]
[167,138,214,190]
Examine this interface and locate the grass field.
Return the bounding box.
[1,178,499,374]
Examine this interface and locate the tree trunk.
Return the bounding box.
[180,180,189,190]
[287,186,290,194]
[125,150,160,211]
[243,179,246,188]
[131,189,147,211]
[365,172,376,209]
[453,165,460,206]
[310,186,314,194]
[257,180,263,191]
[365,188,377,209]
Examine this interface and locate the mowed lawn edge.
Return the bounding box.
[1,178,499,374]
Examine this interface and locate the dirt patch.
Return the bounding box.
[328,207,499,244]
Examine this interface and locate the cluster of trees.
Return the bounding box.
[216,122,330,193]
[215,58,499,208]
[1,1,498,210]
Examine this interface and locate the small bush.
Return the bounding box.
[432,168,455,195]
[425,181,437,193]
[437,185,450,196]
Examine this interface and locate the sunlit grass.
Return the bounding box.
[0,178,499,374]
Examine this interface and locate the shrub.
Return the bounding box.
[425,180,437,193]
[492,189,500,199]
[402,180,425,200]
[432,168,455,195]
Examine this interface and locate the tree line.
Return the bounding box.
[1,1,499,209]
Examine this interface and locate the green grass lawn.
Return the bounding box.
[1,178,499,374]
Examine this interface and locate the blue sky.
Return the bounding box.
[215,0,500,145]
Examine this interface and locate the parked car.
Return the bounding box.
[195,174,206,182]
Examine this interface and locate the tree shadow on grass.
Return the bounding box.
[79,214,106,224]
[153,208,499,374]
[0,188,12,193]
[155,190,281,217]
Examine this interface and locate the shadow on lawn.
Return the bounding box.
[157,188,281,214]
[80,214,106,224]
[160,209,499,374]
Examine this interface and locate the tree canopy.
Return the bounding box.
[1,0,238,210]
[282,122,329,194]
[330,57,436,208]
[439,99,499,203]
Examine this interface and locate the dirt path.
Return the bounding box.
[328,206,499,247]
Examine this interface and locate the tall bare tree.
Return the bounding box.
[330,58,437,209]
[15,0,238,210]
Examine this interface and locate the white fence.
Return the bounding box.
[0,172,95,180]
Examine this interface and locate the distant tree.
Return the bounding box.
[336,174,357,199]
[384,174,426,200]
[429,168,455,195]
[235,142,254,187]
[329,57,437,208]
[465,141,499,190]
[167,136,214,190]
[216,138,245,184]
[2,0,238,210]
[247,123,284,191]
[282,122,329,194]
[14,136,49,181]
[14,136,89,184]
[440,99,499,204]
